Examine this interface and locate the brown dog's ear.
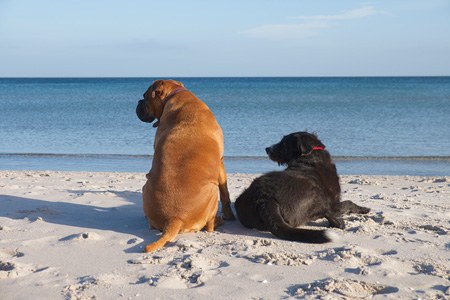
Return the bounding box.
[150,80,164,99]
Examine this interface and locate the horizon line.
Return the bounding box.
[1,75,450,79]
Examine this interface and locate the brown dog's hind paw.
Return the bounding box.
[206,216,224,232]
[222,211,236,221]
[221,203,236,220]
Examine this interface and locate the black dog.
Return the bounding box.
[235,132,370,243]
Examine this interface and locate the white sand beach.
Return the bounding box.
[0,170,449,299]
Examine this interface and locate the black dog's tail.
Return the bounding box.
[257,201,332,244]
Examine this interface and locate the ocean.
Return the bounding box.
[1,77,449,175]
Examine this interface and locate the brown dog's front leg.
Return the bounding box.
[218,159,236,220]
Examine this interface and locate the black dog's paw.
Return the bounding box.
[360,206,371,214]
[325,214,344,229]
[340,200,371,215]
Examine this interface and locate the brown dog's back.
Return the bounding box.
[137,80,234,252]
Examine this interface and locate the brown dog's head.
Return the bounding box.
[136,79,185,127]
[265,132,326,165]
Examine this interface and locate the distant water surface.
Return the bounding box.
[1,77,449,175]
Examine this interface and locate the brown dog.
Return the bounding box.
[136,79,235,252]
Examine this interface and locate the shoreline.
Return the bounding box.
[1,155,450,176]
[3,152,449,160]
[1,170,449,299]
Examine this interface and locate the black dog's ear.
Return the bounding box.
[282,135,302,161]
[298,134,325,155]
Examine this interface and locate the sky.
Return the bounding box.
[0,0,449,77]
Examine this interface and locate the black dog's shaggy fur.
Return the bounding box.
[235,132,370,243]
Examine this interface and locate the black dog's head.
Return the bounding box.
[136,79,184,127]
[266,132,326,165]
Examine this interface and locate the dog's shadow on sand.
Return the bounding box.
[1,192,326,254]
[0,190,162,253]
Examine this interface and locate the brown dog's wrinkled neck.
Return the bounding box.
[152,88,187,128]
[162,87,187,104]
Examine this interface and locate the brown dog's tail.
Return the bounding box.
[257,201,331,244]
[145,219,183,252]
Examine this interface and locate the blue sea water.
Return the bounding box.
[1,77,449,175]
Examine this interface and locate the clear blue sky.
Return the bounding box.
[1,0,449,77]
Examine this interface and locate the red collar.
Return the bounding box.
[164,87,187,103]
[313,147,324,151]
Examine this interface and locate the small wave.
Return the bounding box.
[0,153,152,159]
[332,156,450,161]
